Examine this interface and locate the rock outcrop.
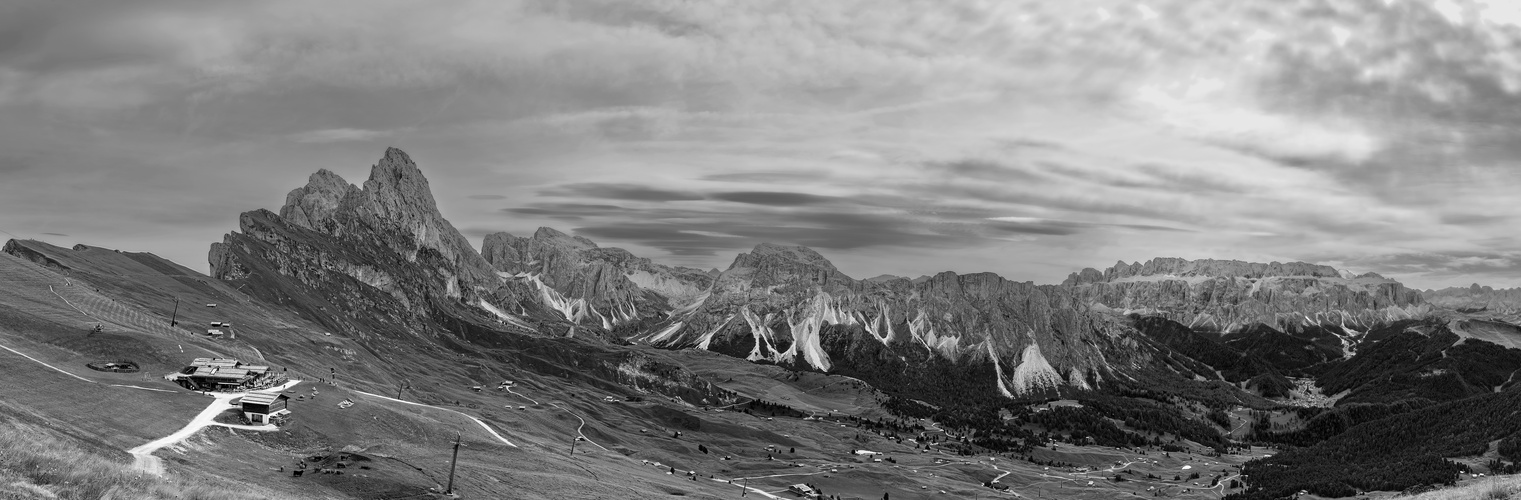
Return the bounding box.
[630,242,1142,398]
[1062,258,1427,332]
[1423,284,1521,313]
[209,148,538,340]
[480,228,714,330]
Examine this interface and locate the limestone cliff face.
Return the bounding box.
[480,228,713,329]
[1423,284,1521,314]
[209,148,534,340]
[1062,258,1427,332]
[279,148,498,291]
[634,242,1141,397]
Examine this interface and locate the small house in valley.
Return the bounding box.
[240,392,289,424]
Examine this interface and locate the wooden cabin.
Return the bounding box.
[240,392,290,424]
[172,358,270,391]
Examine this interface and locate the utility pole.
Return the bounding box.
[169,296,179,327]
[568,433,578,457]
[445,432,461,495]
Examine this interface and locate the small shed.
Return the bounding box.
[241,392,290,424]
[787,484,816,497]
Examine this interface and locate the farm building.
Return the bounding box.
[239,392,290,424]
[165,358,277,391]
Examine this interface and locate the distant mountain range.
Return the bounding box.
[191,148,1508,405]
[9,147,1521,499]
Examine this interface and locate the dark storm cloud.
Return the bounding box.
[541,183,704,202]
[709,191,839,206]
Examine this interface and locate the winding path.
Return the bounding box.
[128,379,304,475]
[504,385,539,405]
[506,385,606,452]
[0,343,93,383]
[548,401,610,452]
[351,390,517,447]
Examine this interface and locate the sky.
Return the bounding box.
[3,0,1521,289]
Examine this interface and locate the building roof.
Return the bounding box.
[241,365,270,373]
[241,392,289,406]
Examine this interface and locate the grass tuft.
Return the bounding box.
[0,417,297,500]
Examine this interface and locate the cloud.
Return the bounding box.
[502,203,626,217]
[709,191,838,206]
[290,128,394,144]
[986,216,1190,235]
[701,171,828,183]
[1341,251,1521,288]
[541,183,703,202]
[1440,213,1509,226]
[1130,79,1382,164]
[0,154,33,174]
[3,0,1520,288]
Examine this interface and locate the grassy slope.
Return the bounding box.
[0,413,296,500]
[0,240,1301,499]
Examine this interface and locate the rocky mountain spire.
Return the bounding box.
[270,147,496,285]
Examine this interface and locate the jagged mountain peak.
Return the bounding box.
[1078,257,1344,283]
[220,147,498,304]
[1061,255,1424,334]
[730,243,842,274]
[279,169,357,231]
[479,228,715,323]
[361,147,439,222]
[531,227,598,249]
